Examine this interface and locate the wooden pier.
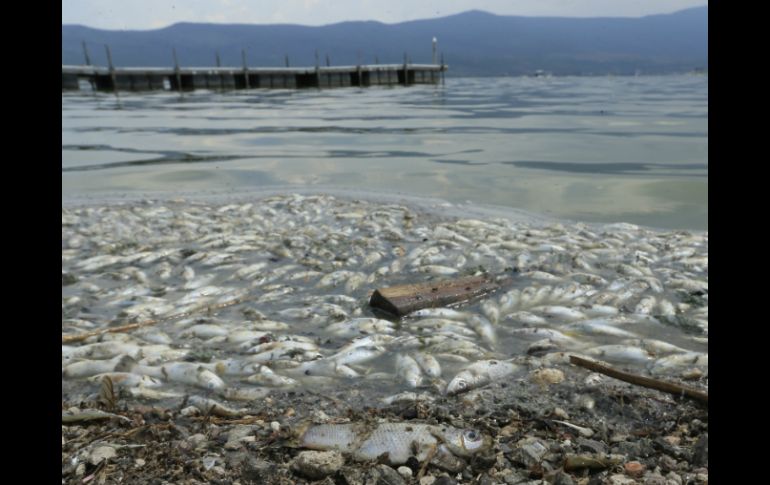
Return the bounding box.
[62,63,447,92]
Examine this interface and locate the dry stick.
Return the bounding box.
[569,355,708,404]
[61,297,250,344]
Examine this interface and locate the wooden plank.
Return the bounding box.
[369,275,503,317]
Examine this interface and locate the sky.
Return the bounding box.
[62,0,708,30]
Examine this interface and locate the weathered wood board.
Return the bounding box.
[369,275,503,317]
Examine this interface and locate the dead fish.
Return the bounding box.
[413,351,442,378]
[325,318,394,337]
[187,396,247,417]
[405,308,470,320]
[586,345,653,365]
[381,392,436,405]
[446,359,520,395]
[297,422,491,465]
[534,305,587,322]
[63,355,134,379]
[244,366,298,387]
[466,315,497,347]
[395,354,423,388]
[160,362,226,390]
[220,387,273,402]
[87,372,163,388]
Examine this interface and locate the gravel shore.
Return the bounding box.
[62,360,707,485]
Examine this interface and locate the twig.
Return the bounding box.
[62,297,250,344]
[417,443,439,480]
[569,355,708,404]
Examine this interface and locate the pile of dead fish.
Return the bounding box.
[62,194,708,405]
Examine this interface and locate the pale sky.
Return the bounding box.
[62,1,708,30]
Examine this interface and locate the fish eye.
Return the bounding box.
[464,430,481,442]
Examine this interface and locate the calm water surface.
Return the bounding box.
[62,75,707,230]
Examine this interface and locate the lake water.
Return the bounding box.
[62,74,707,230]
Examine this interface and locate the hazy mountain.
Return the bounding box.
[62,7,707,76]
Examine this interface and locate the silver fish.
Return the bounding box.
[298,422,491,465]
[447,359,520,395]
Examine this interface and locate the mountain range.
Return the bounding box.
[62,7,708,76]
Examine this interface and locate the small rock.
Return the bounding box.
[575,395,595,411]
[608,474,636,485]
[575,438,607,454]
[291,450,344,480]
[202,455,219,470]
[341,467,367,485]
[75,463,86,477]
[665,472,682,485]
[187,433,208,449]
[510,437,549,467]
[224,440,244,451]
[419,476,436,485]
[552,471,575,485]
[311,410,331,422]
[234,455,276,482]
[644,475,667,485]
[531,368,565,386]
[552,407,569,419]
[433,476,458,485]
[135,458,146,467]
[624,461,645,478]
[211,465,226,475]
[498,468,529,485]
[180,405,200,416]
[691,433,708,466]
[374,464,406,485]
[397,466,413,479]
[662,435,681,446]
[226,425,259,442]
[270,421,281,432]
[89,445,116,465]
[584,373,603,386]
[658,455,677,472]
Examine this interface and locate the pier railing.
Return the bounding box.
[62,63,448,91]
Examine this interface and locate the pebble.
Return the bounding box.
[691,433,708,466]
[187,433,207,449]
[624,461,645,478]
[397,466,413,479]
[608,474,636,485]
[530,368,565,386]
[643,475,667,485]
[88,445,116,465]
[552,471,575,485]
[374,464,406,485]
[433,477,458,485]
[419,476,436,485]
[666,472,683,485]
[552,407,569,419]
[510,437,548,467]
[291,450,344,480]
